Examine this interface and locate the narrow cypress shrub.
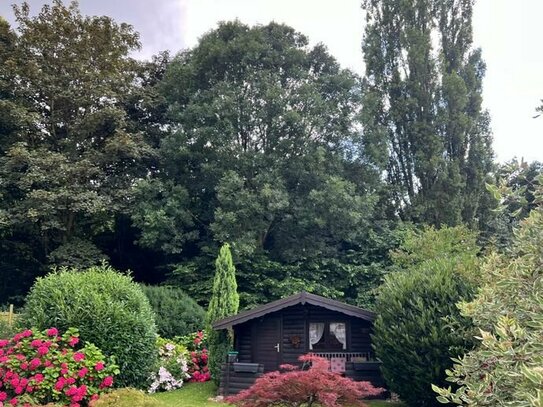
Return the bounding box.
[206,243,239,385]
[20,265,158,388]
[141,284,205,338]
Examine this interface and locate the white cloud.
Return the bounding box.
[178,0,364,73]
[473,0,543,163]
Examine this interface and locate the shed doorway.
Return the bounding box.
[252,316,281,372]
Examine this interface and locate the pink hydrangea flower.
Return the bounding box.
[100,376,113,388]
[55,378,66,391]
[30,339,42,348]
[29,358,41,370]
[73,352,85,362]
[32,373,44,383]
[46,328,59,337]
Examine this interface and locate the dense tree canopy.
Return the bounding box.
[361,0,494,227]
[0,1,153,272]
[0,1,508,314]
[132,20,397,307]
[0,2,167,302]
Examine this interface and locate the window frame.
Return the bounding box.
[307,320,349,351]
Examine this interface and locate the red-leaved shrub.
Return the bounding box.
[227,354,384,407]
[0,327,118,407]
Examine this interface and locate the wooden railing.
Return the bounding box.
[0,305,16,326]
[313,351,375,362]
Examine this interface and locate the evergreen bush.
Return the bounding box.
[20,264,158,388]
[372,226,479,407]
[141,285,205,338]
[434,203,543,405]
[206,243,239,385]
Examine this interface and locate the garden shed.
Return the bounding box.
[213,292,384,395]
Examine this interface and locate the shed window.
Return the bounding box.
[309,322,346,350]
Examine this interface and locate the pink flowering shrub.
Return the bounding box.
[176,331,210,382]
[178,331,210,382]
[227,354,384,407]
[0,327,118,407]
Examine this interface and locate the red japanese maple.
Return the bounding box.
[227,354,384,407]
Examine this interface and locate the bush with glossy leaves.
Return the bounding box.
[20,265,157,389]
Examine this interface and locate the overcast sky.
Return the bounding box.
[2,0,542,163]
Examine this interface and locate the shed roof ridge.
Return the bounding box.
[212,291,375,329]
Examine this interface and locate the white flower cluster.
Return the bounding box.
[148,341,191,393]
[148,366,184,393]
[177,356,190,376]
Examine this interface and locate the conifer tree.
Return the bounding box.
[361,0,493,226]
[206,243,239,385]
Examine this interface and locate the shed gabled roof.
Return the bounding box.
[212,291,375,329]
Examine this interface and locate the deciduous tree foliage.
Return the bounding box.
[227,354,383,407]
[0,1,152,261]
[136,20,397,307]
[481,159,543,250]
[0,2,163,301]
[361,0,494,226]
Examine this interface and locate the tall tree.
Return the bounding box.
[0,16,44,304]
[361,0,493,226]
[206,243,239,385]
[0,1,153,269]
[136,21,395,307]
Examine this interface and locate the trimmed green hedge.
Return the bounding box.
[20,265,158,388]
[141,285,205,339]
[372,226,479,407]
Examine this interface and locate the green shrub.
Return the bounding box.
[20,264,158,388]
[206,243,239,385]
[434,207,543,405]
[0,319,16,340]
[141,285,205,338]
[373,226,479,407]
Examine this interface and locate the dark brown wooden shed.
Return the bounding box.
[213,292,384,395]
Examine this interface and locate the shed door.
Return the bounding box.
[252,317,281,372]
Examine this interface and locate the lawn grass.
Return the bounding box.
[154,382,219,407]
[366,401,405,407]
[152,382,404,407]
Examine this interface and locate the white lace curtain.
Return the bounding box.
[330,322,346,350]
[309,322,325,350]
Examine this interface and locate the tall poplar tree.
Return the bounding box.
[361,0,493,226]
[206,243,239,384]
